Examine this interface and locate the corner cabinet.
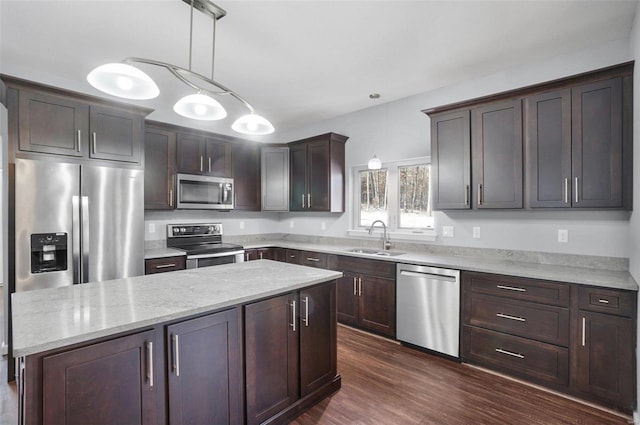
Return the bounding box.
[289,133,347,212]
[144,124,176,210]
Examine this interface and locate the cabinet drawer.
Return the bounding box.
[463,326,569,387]
[145,256,186,274]
[301,251,327,268]
[578,286,635,318]
[334,255,395,278]
[464,293,569,346]
[463,272,570,307]
[285,249,303,265]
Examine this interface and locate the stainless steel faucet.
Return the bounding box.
[368,220,391,250]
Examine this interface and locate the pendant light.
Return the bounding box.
[86,0,274,135]
[368,154,382,170]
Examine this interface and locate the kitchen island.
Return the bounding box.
[13,260,342,425]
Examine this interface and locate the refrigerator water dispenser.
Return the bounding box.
[30,233,68,273]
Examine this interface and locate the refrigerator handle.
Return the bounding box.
[81,196,90,283]
[72,196,81,284]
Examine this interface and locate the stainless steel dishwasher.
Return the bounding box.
[396,264,461,358]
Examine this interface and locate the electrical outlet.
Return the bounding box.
[442,226,454,238]
[239,221,245,230]
[472,227,481,239]
[148,223,155,233]
[290,220,295,229]
[321,222,326,231]
[558,229,569,243]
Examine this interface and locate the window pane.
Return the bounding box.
[360,169,388,227]
[399,165,433,228]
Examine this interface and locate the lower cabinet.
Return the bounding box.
[244,281,338,425]
[244,247,286,262]
[41,330,161,425]
[335,256,396,338]
[144,256,186,274]
[166,309,242,425]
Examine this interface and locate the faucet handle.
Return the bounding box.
[384,237,392,250]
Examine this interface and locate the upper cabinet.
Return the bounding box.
[175,132,232,177]
[426,62,633,211]
[261,146,290,211]
[9,78,148,164]
[289,132,348,212]
[144,123,176,210]
[232,141,261,211]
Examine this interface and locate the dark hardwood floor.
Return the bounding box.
[293,326,632,425]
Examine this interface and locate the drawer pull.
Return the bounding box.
[495,348,524,359]
[581,317,586,347]
[496,313,526,322]
[155,263,176,269]
[597,299,610,304]
[306,257,320,262]
[496,285,526,292]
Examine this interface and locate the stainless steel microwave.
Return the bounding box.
[176,174,234,210]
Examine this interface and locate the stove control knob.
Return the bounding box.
[180,227,186,233]
[213,225,220,233]
[173,228,179,234]
[208,226,215,233]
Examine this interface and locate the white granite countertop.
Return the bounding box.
[144,247,186,259]
[243,241,638,292]
[12,260,342,357]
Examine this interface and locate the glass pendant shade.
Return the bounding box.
[368,154,382,170]
[173,93,227,121]
[232,113,275,135]
[87,63,159,100]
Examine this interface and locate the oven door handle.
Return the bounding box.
[186,250,245,260]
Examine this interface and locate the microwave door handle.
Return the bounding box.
[222,183,227,204]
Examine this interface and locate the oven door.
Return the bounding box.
[186,250,245,269]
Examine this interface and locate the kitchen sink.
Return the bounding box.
[346,248,406,257]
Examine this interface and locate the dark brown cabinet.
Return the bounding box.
[16,87,144,164]
[176,132,232,177]
[41,330,161,425]
[144,125,176,210]
[244,281,337,425]
[232,142,261,211]
[166,309,242,425]
[471,99,523,209]
[289,133,347,212]
[244,247,280,262]
[334,256,395,338]
[574,286,635,411]
[144,256,186,274]
[430,109,471,209]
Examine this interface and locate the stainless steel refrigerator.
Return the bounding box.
[14,158,144,291]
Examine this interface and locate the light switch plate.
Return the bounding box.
[148,223,155,233]
[472,227,481,239]
[558,229,569,243]
[239,221,245,230]
[442,226,454,238]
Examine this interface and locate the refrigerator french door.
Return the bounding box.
[14,158,144,292]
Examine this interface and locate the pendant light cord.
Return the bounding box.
[211,12,216,81]
[188,0,195,71]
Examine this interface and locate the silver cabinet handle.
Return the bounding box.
[306,257,320,262]
[76,130,82,153]
[155,263,176,269]
[147,341,154,387]
[598,299,610,304]
[302,296,309,327]
[564,178,569,204]
[259,252,263,260]
[308,193,311,208]
[358,277,362,296]
[208,157,212,173]
[477,183,483,206]
[173,334,180,377]
[290,300,296,332]
[465,185,470,206]
[200,156,204,172]
[302,193,305,208]
[496,285,526,292]
[353,277,357,296]
[495,348,524,359]
[581,317,586,347]
[169,189,173,207]
[92,132,97,154]
[245,252,249,261]
[575,177,579,203]
[496,313,526,322]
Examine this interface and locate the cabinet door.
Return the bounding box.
[205,138,232,177]
[307,139,330,211]
[300,282,337,397]
[574,310,634,410]
[261,147,290,211]
[289,143,308,211]
[571,78,623,208]
[89,105,142,163]
[167,309,242,425]
[472,99,523,209]
[337,272,359,326]
[358,275,396,337]
[42,330,159,425]
[18,90,87,157]
[245,293,299,425]
[232,142,261,210]
[525,89,572,208]
[144,127,176,210]
[430,110,471,209]
[176,133,205,174]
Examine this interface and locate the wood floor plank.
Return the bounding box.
[292,325,631,425]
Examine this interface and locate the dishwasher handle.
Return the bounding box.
[399,270,458,282]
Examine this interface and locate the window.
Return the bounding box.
[353,157,434,237]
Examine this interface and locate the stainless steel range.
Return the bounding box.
[167,223,244,268]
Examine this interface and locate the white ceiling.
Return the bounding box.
[1,0,638,138]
